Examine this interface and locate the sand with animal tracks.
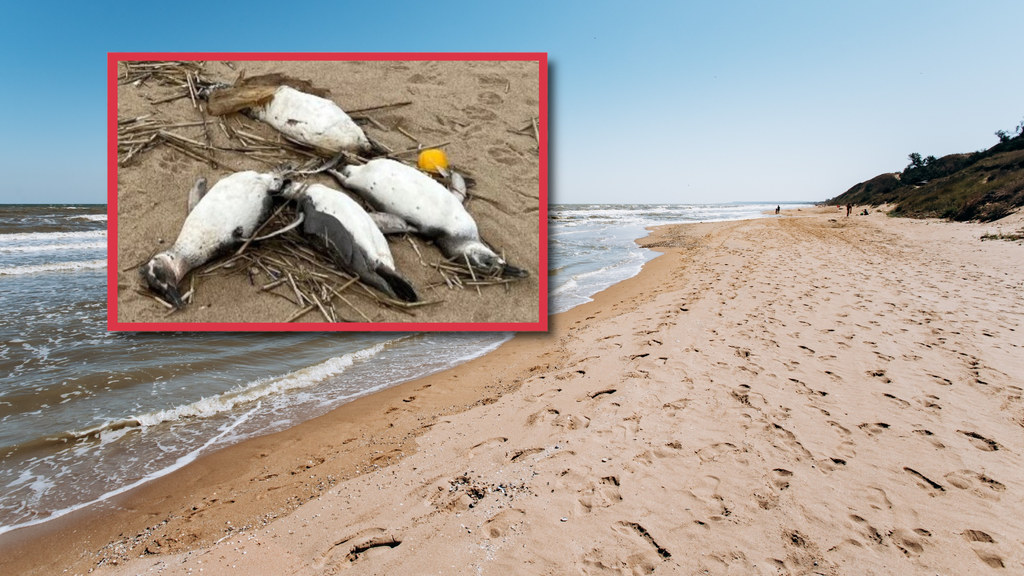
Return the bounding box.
[5,206,1023,574]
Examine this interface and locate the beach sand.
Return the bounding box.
[5,207,1023,574]
[114,58,543,326]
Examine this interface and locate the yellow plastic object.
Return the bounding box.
[417,148,449,174]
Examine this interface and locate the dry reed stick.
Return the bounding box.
[346,101,412,114]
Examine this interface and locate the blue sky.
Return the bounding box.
[1,1,1022,204]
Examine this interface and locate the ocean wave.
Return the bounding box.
[58,339,399,438]
[71,215,107,222]
[550,276,578,295]
[0,404,261,537]
[0,241,107,254]
[0,260,107,276]
[550,256,643,296]
[0,230,106,244]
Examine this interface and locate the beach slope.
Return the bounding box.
[6,207,1023,574]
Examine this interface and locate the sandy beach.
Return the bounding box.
[5,206,1023,574]
[114,58,543,327]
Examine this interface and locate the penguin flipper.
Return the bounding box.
[370,212,417,235]
[447,171,468,204]
[376,266,418,302]
[247,211,304,241]
[187,177,208,213]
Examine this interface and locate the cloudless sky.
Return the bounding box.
[1,1,1022,204]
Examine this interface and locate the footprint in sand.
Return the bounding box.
[609,521,672,562]
[848,514,885,546]
[943,469,1006,500]
[827,420,851,436]
[476,73,509,89]
[858,422,890,436]
[695,443,740,464]
[661,397,691,418]
[911,428,946,449]
[525,407,560,427]
[882,393,911,408]
[407,71,440,84]
[487,145,522,165]
[769,468,793,491]
[790,378,828,398]
[156,150,190,174]
[890,528,927,557]
[316,528,402,568]
[477,91,503,106]
[507,447,544,463]
[903,467,945,494]
[962,530,1005,568]
[466,436,508,459]
[483,507,525,538]
[576,475,623,513]
[867,369,892,383]
[769,423,813,459]
[463,104,498,121]
[915,394,943,411]
[552,413,591,430]
[584,388,617,401]
[687,474,726,518]
[956,430,1002,451]
[962,529,995,543]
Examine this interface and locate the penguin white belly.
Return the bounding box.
[343,159,478,239]
[255,86,370,153]
[173,171,276,266]
[302,183,395,269]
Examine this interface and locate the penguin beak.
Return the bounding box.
[467,253,506,277]
[500,263,529,278]
[162,285,186,309]
[140,257,185,310]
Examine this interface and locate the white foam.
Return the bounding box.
[447,333,512,365]
[130,340,396,428]
[0,404,261,537]
[0,260,107,275]
[0,230,106,244]
[72,215,108,222]
[0,241,106,253]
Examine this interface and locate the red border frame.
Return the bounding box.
[107,52,548,332]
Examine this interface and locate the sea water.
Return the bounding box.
[0,201,807,534]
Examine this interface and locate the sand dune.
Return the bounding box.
[5,207,1022,574]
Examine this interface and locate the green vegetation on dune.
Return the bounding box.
[828,119,1024,221]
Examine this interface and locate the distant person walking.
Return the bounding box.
[775,205,780,215]
[846,203,853,217]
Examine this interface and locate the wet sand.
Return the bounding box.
[5,207,1024,574]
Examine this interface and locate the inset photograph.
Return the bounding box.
[110,54,546,330]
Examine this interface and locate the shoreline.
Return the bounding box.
[8,208,675,573]
[2,212,653,572]
[0,204,785,540]
[4,206,1023,574]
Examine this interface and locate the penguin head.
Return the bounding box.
[278,180,307,201]
[461,242,527,278]
[460,242,499,272]
[140,252,185,309]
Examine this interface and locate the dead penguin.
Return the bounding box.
[330,159,527,277]
[140,171,284,308]
[204,77,371,154]
[254,86,370,153]
[282,182,417,302]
